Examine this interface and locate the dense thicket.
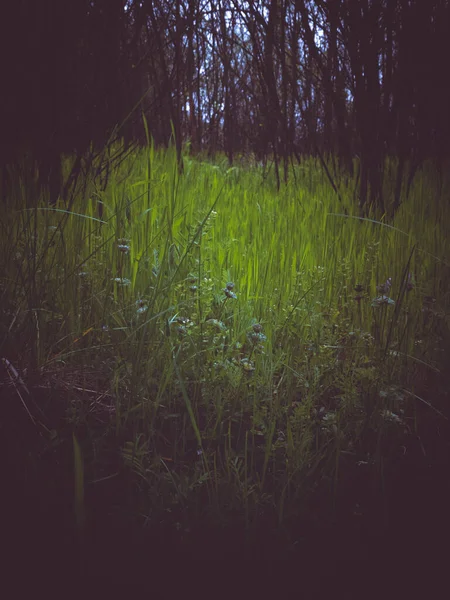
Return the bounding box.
[1,0,449,210]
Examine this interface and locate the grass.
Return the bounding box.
[1,140,449,566]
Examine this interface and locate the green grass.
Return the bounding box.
[1,141,449,549]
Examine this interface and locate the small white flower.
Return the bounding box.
[112,277,131,286]
[381,409,402,424]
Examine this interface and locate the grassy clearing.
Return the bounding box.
[1,142,449,553]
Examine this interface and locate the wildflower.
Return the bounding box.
[136,299,148,314]
[371,295,395,307]
[117,238,130,254]
[176,316,191,325]
[380,409,403,425]
[322,412,335,423]
[377,278,392,295]
[224,288,237,299]
[247,328,267,345]
[205,319,227,331]
[112,277,131,286]
[354,284,364,293]
[240,358,255,372]
[223,282,237,299]
[320,411,337,433]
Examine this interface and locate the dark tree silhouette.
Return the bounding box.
[1,0,448,211]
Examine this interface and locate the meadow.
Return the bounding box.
[1,140,449,569]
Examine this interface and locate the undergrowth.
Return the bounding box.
[1,140,449,554]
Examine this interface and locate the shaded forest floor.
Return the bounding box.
[2,299,449,594]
